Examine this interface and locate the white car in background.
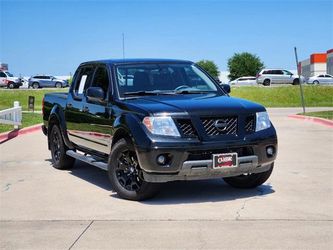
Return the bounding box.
[307,74,333,85]
[229,76,257,86]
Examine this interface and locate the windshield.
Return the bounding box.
[5,72,13,77]
[116,63,219,97]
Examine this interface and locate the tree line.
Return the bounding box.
[196,52,264,81]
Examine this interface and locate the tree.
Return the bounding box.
[196,60,220,79]
[227,52,264,80]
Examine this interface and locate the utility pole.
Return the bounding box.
[122,33,125,59]
[294,47,306,114]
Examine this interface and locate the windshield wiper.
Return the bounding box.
[174,90,216,94]
[123,90,176,96]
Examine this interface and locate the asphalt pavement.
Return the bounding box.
[0,108,332,249]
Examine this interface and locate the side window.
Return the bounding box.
[90,67,110,97]
[73,67,94,97]
[326,75,332,78]
[318,75,324,77]
[0,72,6,77]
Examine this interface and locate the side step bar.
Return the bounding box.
[66,150,108,171]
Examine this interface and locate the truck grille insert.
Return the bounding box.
[201,116,238,136]
[245,115,256,134]
[176,119,197,137]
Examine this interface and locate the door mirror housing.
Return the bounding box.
[86,87,105,103]
[220,84,231,94]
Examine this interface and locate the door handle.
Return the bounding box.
[66,103,73,108]
[82,106,89,113]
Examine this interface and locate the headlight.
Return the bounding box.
[256,111,271,132]
[143,116,180,137]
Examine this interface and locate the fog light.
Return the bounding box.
[266,146,275,157]
[157,155,166,165]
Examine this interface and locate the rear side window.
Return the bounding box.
[90,67,110,96]
[0,72,6,77]
[73,67,94,97]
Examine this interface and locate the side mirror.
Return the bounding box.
[86,87,105,103]
[221,84,231,94]
[214,77,221,84]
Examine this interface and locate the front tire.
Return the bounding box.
[313,80,319,85]
[223,163,274,188]
[49,125,75,170]
[55,82,62,88]
[263,79,271,86]
[8,82,14,89]
[108,139,160,201]
[293,78,300,85]
[32,82,39,89]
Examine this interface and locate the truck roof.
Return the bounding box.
[80,58,193,66]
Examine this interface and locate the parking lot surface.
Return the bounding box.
[1,108,332,249]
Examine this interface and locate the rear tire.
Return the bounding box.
[263,79,270,86]
[108,139,160,201]
[223,163,274,188]
[49,125,75,170]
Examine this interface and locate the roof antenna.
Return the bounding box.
[122,33,125,59]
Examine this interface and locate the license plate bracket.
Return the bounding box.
[212,153,238,169]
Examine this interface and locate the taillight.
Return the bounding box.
[42,97,45,115]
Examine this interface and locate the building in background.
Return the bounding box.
[0,63,8,71]
[327,49,333,75]
[299,49,333,79]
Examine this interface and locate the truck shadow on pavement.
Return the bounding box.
[64,160,275,204]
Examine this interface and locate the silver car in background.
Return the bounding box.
[28,75,68,89]
[256,69,301,86]
[307,74,333,85]
[229,76,257,86]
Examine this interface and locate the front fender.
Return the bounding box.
[113,113,152,149]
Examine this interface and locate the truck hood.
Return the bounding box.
[124,93,265,116]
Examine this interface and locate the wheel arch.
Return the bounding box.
[48,105,73,150]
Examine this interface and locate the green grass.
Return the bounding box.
[230,86,333,107]
[0,112,43,133]
[300,110,333,120]
[0,88,66,111]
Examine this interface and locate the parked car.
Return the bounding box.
[28,75,68,89]
[42,59,277,201]
[0,71,22,89]
[256,69,301,86]
[229,76,257,86]
[307,74,333,85]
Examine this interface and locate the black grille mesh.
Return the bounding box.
[176,119,197,137]
[245,115,255,133]
[201,117,238,136]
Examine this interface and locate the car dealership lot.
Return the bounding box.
[1,108,332,249]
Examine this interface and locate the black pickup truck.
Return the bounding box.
[42,59,277,200]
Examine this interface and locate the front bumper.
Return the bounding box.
[136,133,277,183]
[143,155,273,183]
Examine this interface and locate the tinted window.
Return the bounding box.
[90,67,110,97]
[74,67,94,97]
[238,78,246,81]
[0,72,6,77]
[116,63,218,97]
[325,75,333,78]
[318,75,324,77]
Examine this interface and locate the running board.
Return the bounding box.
[66,150,108,171]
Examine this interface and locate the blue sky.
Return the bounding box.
[1,0,332,76]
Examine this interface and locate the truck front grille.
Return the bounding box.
[245,115,256,134]
[187,147,254,161]
[201,116,238,136]
[176,119,197,137]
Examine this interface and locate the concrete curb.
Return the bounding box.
[288,114,333,128]
[0,123,42,144]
